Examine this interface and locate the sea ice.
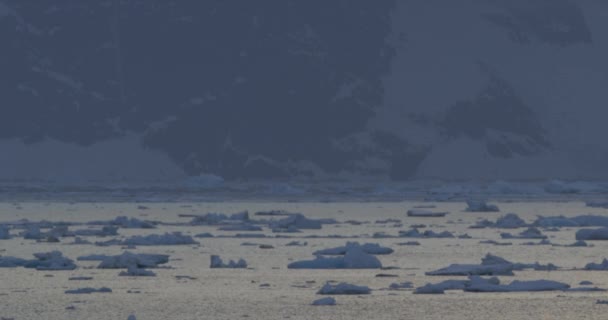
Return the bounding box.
[311,297,336,306]
[317,282,371,295]
[210,255,247,268]
[465,199,499,212]
[406,209,448,217]
[313,242,393,255]
[88,216,156,229]
[288,246,382,269]
[584,259,608,270]
[65,287,112,294]
[501,227,547,239]
[576,228,608,240]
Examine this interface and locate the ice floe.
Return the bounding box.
[501,227,547,239]
[465,199,499,212]
[311,297,336,306]
[406,209,448,217]
[313,242,393,255]
[584,259,608,270]
[210,255,247,268]
[576,228,608,240]
[473,213,527,229]
[288,246,382,269]
[65,287,112,294]
[116,232,198,246]
[88,216,156,229]
[399,228,454,238]
[317,282,371,295]
[0,251,77,270]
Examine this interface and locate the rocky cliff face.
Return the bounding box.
[1,1,607,182]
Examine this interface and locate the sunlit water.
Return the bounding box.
[1,201,608,319]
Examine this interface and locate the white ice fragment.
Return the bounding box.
[465,199,499,212]
[65,287,112,294]
[121,232,198,246]
[576,228,608,240]
[288,246,382,269]
[210,255,247,268]
[317,282,370,295]
[313,242,393,255]
[406,209,448,217]
[311,297,336,306]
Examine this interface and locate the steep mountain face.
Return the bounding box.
[1,1,607,182]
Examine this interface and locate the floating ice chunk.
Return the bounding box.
[22,225,44,239]
[465,279,569,293]
[218,224,263,232]
[399,228,454,238]
[479,240,512,246]
[427,253,556,276]
[119,265,156,277]
[104,216,156,229]
[26,251,77,270]
[128,315,137,320]
[69,276,93,281]
[313,242,393,255]
[465,199,499,212]
[270,213,323,230]
[194,232,214,238]
[375,219,402,224]
[122,232,198,246]
[501,227,547,239]
[288,247,382,269]
[285,241,307,246]
[0,225,10,239]
[396,241,421,246]
[67,237,92,245]
[426,264,514,276]
[576,228,608,240]
[65,287,112,294]
[535,215,608,229]
[406,209,448,217]
[210,255,247,268]
[571,215,608,227]
[317,282,370,295]
[485,213,527,229]
[93,252,169,269]
[190,211,249,225]
[532,216,578,227]
[255,210,294,216]
[566,287,607,292]
[0,256,29,268]
[580,281,593,285]
[415,277,499,294]
[521,239,552,246]
[73,226,118,237]
[311,297,336,306]
[584,258,608,270]
[389,282,413,290]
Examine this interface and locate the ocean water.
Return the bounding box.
[1,200,607,319]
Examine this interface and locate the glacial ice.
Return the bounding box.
[288,246,382,269]
[317,282,371,295]
[311,297,336,306]
[313,242,393,255]
[210,255,247,268]
[465,199,499,212]
[65,287,112,294]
